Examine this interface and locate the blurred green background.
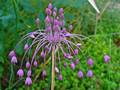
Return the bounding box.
[0,0,120,90]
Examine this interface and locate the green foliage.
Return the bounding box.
[0,0,120,90]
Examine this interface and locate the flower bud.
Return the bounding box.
[60,20,65,26]
[78,70,83,78]
[48,3,52,9]
[45,16,51,24]
[59,13,64,19]
[9,50,16,58]
[87,70,93,77]
[69,25,73,30]
[46,8,52,15]
[24,43,29,51]
[59,8,64,14]
[67,54,73,59]
[42,70,47,78]
[33,61,38,67]
[63,53,67,58]
[53,7,57,12]
[75,59,79,64]
[58,74,62,80]
[104,55,110,63]
[64,62,67,68]
[41,51,45,58]
[25,77,32,86]
[17,69,24,77]
[74,49,78,55]
[53,25,59,31]
[29,33,35,38]
[70,62,75,70]
[35,18,40,26]
[53,11,56,17]
[27,70,32,77]
[26,61,30,69]
[87,58,94,66]
[54,19,59,25]
[46,26,51,32]
[11,56,17,64]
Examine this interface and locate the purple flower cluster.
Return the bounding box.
[8,3,111,86]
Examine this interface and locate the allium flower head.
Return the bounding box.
[78,70,83,78]
[25,77,32,86]
[104,55,110,63]
[17,69,24,77]
[87,70,93,77]
[9,3,87,86]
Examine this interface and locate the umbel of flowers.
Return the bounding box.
[9,3,110,90]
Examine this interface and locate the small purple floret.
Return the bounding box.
[87,70,93,77]
[87,58,94,66]
[78,70,83,78]
[58,74,62,80]
[9,50,16,58]
[75,59,79,64]
[45,16,51,24]
[11,56,17,64]
[64,62,67,68]
[35,18,40,25]
[42,70,46,79]
[46,8,52,15]
[17,69,24,77]
[25,77,32,86]
[33,61,38,67]
[59,8,64,14]
[53,11,56,17]
[104,55,110,63]
[24,43,29,51]
[27,70,32,77]
[69,25,73,30]
[74,49,78,55]
[48,3,52,9]
[41,51,45,58]
[26,61,30,69]
[70,62,75,70]
[29,33,35,38]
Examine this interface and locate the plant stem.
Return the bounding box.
[51,46,55,90]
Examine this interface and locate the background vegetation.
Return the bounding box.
[0,0,120,90]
